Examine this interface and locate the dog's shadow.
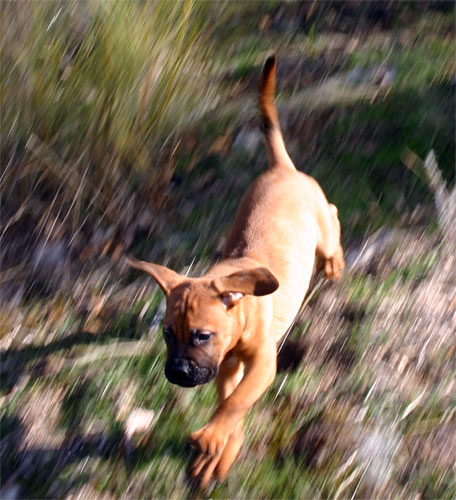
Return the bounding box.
[277,337,308,373]
[1,307,144,394]
[1,381,187,498]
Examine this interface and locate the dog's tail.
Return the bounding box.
[259,55,294,169]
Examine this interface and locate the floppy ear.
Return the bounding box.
[125,256,182,296]
[212,267,279,308]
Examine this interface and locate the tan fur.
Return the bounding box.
[127,55,345,488]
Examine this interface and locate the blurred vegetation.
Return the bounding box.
[1,0,216,244]
[1,1,455,499]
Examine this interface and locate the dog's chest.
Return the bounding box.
[223,353,239,368]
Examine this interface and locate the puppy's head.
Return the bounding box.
[126,257,278,388]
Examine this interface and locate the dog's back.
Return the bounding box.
[224,56,344,338]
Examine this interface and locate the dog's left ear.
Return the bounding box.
[212,267,279,308]
[125,256,182,295]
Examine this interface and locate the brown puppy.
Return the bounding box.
[127,55,344,488]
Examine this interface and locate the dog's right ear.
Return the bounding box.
[212,267,279,308]
[125,256,182,296]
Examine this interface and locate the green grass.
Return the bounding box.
[348,39,455,90]
[2,268,455,498]
[311,84,455,236]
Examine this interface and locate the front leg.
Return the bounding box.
[190,339,277,457]
[191,420,244,489]
[190,357,245,488]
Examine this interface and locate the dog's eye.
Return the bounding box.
[163,327,175,344]
[191,330,213,346]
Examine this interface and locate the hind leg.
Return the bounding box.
[316,245,345,279]
[316,204,345,279]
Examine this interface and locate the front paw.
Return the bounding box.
[190,424,244,490]
[189,423,229,456]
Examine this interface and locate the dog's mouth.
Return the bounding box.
[165,358,217,388]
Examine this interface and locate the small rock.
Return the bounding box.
[32,240,67,272]
[125,408,155,438]
[150,300,166,330]
[30,240,70,293]
[380,66,397,86]
[0,484,21,500]
[346,66,368,85]
[124,408,155,454]
[346,65,396,87]
[358,426,401,489]
[346,228,399,272]
[233,127,262,156]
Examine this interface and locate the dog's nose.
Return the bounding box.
[166,357,197,387]
[171,358,191,377]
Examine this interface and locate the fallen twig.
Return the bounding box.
[63,339,156,368]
